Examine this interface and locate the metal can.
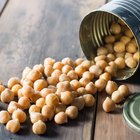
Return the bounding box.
[79,0,140,80]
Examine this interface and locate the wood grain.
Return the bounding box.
[0,0,105,140]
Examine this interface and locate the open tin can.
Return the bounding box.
[79,0,140,80]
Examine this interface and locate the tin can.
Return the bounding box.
[79,0,140,80]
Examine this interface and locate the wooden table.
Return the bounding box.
[0,0,139,140]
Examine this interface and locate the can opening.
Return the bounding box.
[79,10,139,80]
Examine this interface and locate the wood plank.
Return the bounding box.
[0,0,105,140]
[0,0,8,14]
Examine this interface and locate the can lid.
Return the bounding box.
[123,93,140,132]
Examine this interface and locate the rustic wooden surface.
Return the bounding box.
[0,0,140,140]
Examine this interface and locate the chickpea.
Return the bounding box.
[8,101,20,114]
[108,61,118,70]
[21,85,34,98]
[47,85,57,92]
[22,67,31,79]
[126,43,137,53]
[115,57,125,69]
[30,112,44,123]
[36,98,45,108]
[99,72,111,81]
[47,76,59,86]
[95,79,107,92]
[77,87,87,96]
[81,60,92,70]
[30,92,41,103]
[67,70,78,80]
[70,80,81,91]
[75,65,86,77]
[114,41,125,53]
[104,35,115,44]
[120,36,131,45]
[105,81,118,95]
[124,28,133,38]
[22,79,33,88]
[54,112,68,124]
[105,44,114,53]
[44,57,55,66]
[115,52,125,58]
[105,66,117,77]
[26,70,42,82]
[45,93,59,107]
[89,65,103,78]
[102,97,115,113]
[71,96,85,111]
[18,89,23,99]
[33,64,44,74]
[110,23,121,34]
[79,77,90,87]
[40,88,53,98]
[96,60,108,70]
[106,53,116,62]
[57,81,72,92]
[85,82,97,94]
[32,120,46,135]
[53,61,64,70]
[125,52,133,59]
[94,55,106,62]
[97,47,108,56]
[0,110,10,124]
[11,84,22,96]
[65,106,78,119]
[133,51,140,62]
[118,85,129,97]
[115,33,123,41]
[125,57,137,68]
[29,105,41,114]
[55,103,66,114]
[18,96,30,109]
[62,65,73,74]
[0,85,5,94]
[34,79,47,91]
[83,94,96,107]
[6,119,20,133]
[130,38,137,46]
[8,77,20,89]
[1,89,14,103]
[44,64,54,77]
[111,90,124,103]
[12,109,26,123]
[41,105,55,120]
[51,69,62,79]
[75,58,84,66]
[62,57,75,67]
[59,74,70,82]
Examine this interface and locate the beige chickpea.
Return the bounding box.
[8,101,20,114]
[75,65,86,78]
[94,55,106,62]
[71,96,85,111]
[124,28,133,38]
[22,79,33,88]
[36,98,45,108]
[44,64,54,77]
[106,53,116,62]
[59,74,71,82]
[32,120,46,135]
[82,71,94,81]
[51,69,62,79]
[1,89,14,103]
[110,23,121,34]
[115,33,123,41]
[48,85,57,92]
[89,65,103,78]
[120,36,131,45]
[97,47,108,56]
[41,105,55,120]
[47,76,59,86]
[126,43,137,53]
[29,105,41,114]
[40,88,53,98]
[75,58,84,66]
[45,93,59,107]
[130,38,137,46]
[118,85,129,97]
[114,41,125,53]
[99,72,111,81]
[70,80,81,91]
[33,64,44,74]
[115,52,125,58]
[85,82,97,94]
[12,109,26,123]
[125,57,137,68]
[79,77,90,87]
[67,70,78,80]
[62,57,75,67]
[111,90,124,103]
[0,110,10,124]
[55,103,66,114]
[57,81,72,92]
[105,81,118,95]
[30,92,41,103]
[11,84,22,96]
[115,57,125,69]
[22,67,31,79]
[65,106,78,119]
[80,60,92,70]
[0,85,5,94]
[105,65,117,77]
[6,119,20,133]
[105,44,114,53]
[105,35,115,44]
[96,60,108,70]
[83,94,96,107]
[133,51,140,62]
[18,96,30,109]
[34,79,48,91]
[125,52,133,59]
[62,65,73,74]
[21,85,34,98]
[103,97,115,113]
[8,77,20,89]
[95,79,107,92]
[54,112,68,124]
[53,61,64,70]
[30,112,44,123]
[17,89,23,99]
[109,61,118,70]
[77,87,87,96]
[44,57,55,67]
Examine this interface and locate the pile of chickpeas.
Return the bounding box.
[0,19,139,135]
